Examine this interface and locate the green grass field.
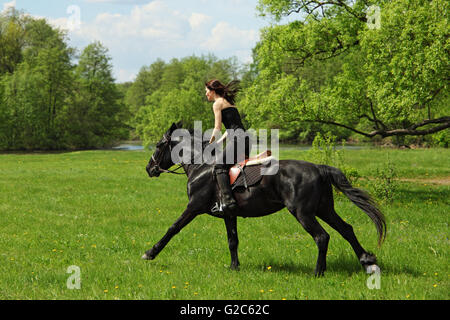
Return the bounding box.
[0,147,448,300]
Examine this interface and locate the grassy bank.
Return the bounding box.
[0,147,448,299]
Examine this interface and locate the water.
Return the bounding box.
[112,144,144,151]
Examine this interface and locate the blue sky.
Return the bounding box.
[2,0,281,82]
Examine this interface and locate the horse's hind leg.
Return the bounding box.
[317,207,377,271]
[224,216,240,270]
[289,207,330,277]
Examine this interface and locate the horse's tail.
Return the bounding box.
[318,165,387,246]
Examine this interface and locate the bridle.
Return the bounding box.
[150,134,184,175]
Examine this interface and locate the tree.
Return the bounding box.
[132,55,242,146]
[0,11,130,150]
[125,59,166,115]
[0,8,26,74]
[65,42,127,148]
[242,0,449,140]
[0,13,74,150]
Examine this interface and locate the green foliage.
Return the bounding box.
[430,129,450,148]
[0,9,26,74]
[244,0,450,140]
[125,59,165,116]
[0,11,127,150]
[369,155,398,204]
[307,132,399,203]
[308,132,340,166]
[127,55,242,146]
[0,13,74,150]
[361,0,449,124]
[63,42,127,148]
[307,132,360,185]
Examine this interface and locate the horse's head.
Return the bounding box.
[146,121,182,178]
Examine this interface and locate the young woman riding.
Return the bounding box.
[205,79,251,215]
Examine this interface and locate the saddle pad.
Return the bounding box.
[231,164,264,190]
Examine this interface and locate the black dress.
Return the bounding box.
[221,107,245,131]
[215,107,251,170]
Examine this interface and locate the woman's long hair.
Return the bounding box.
[205,79,241,105]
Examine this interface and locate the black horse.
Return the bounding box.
[143,122,386,276]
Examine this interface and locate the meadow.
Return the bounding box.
[0,147,448,300]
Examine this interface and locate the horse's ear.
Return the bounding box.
[168,121,182,136]
[169,122,177,134]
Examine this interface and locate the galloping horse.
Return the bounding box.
[143,122,386,276]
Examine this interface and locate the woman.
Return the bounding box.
[205,79,251,215]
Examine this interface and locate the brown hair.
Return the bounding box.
[205,79,241,105]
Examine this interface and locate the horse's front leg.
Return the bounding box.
[224,216,240,270]
[142,208,197,260]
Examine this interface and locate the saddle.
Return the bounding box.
[210,150,274,214]
[229,150,273,189]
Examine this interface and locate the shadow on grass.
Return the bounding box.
[249,259,361,276]
[326,256,422,277]
[246,255,422,277]
[395,186,450,205]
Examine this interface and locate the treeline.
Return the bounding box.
[0,10,255,151]
[0,10,128,150]
[123,55,352,146]
[124,55,246,145]
[114,0,450,148]
[1,0,449,151]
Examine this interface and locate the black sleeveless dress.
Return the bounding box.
[215,107,251,169]
[221,107,245,131]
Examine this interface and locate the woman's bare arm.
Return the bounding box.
[209,100,224,143]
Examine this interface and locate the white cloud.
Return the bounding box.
[2,0,16,13]
[117,68,137,82]
[189,12,212,30]
[201,21,259,52]
[25,0,262,82]
[72,1,259,51]
[47,17,70,31]
[78,1,189,42]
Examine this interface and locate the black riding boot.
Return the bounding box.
[213,167,238,215]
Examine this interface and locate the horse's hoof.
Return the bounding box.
[141,253,154,260]
[314,271,325,277]
[230,264,240,271]
[360,252,377,265]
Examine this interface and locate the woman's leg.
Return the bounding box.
[212,132,251,215]
[213,137,239,215]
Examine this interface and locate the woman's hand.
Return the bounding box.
[216,130,228,144]
[209,128,221,144]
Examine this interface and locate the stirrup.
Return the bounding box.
[211,201,237,215]
[211,202,222,214]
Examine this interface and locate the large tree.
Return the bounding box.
[0,10,128,150]
[241,0,449,140]
[64,42,127,148]
[0,13,74,149]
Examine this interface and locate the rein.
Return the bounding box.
[151,135,185,175]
